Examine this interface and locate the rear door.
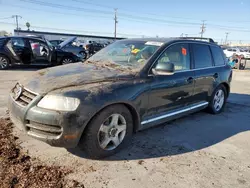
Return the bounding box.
[5,38,32,63]
[28,39,51,65]
[191,43,217,104]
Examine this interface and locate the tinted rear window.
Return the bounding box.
[210,46,225,66]
[192,44,213,68]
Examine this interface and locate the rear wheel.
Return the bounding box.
[0,55,9,70]
[61,57,74,65]
[207,85,227,114]
[79,104,133,159]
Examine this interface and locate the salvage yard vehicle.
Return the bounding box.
[224,48,250,59]
[52,37,87,60]
[8,37,232,159]
[0,36,82,70]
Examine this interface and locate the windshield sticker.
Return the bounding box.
[182,47,187,56]
[145,41,163,46]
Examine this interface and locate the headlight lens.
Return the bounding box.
[37,95,80,111]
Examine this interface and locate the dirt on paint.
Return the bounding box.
[0,117,85,188]
[85,60,140,73]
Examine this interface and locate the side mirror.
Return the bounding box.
[152,62,175,76]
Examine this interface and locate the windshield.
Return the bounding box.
[87,40,162,70]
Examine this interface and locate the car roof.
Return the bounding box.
[4,36,46,41]
[120,37,216,45]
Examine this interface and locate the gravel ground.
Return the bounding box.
[1,66,250,188]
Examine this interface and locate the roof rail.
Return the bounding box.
[180,37,215,43]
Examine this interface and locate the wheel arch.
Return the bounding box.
[0,53,11,63]
[82,102,141,137]
[221,82,230,98]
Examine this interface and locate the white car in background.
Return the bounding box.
[224,48,250,59]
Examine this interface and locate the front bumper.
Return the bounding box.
[8,94,83,148]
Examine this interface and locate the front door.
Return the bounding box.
[144,43,195,125]
[28,39,51,65]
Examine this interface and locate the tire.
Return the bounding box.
[207,85,227,114]
[79,104,133,159]
[79,51,87,60]
[61,57,74,65]
[0,55,10,70]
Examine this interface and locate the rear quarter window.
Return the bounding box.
[192,44,213,69]
[210,46,225,66]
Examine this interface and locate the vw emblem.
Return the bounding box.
[13,84,23,101]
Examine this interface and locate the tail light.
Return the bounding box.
[31,43,39,49]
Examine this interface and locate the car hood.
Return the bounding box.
[58,36,77,49]
[21,63,135,94]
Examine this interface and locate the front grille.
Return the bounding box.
[11,84,37,106]
[26,121,62,137]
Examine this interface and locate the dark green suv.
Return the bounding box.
[9,37,232,159]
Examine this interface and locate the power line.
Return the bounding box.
[19,0,113,15]
[18,0,201,26]
[0,16,13,20]
[68,0,250,24]
[17,0,250,30]
[0,21,142,37]
[2,4,112,19]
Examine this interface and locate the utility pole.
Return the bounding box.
[225,32,229,45]
[12,15,22,35]
[114,9,118,40]
[200,20,206,38]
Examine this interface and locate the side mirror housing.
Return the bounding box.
[152,62,175,76]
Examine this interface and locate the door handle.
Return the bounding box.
[187,77,194,83]
[213,73,218,78]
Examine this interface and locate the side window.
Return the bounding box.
[192,44,213,69]
[210,46,225,66]
[11,38,25,47]
[156,43,190,71]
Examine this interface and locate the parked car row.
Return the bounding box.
[223,47,250,59]
[8,37,232,158]
[0,35,110,70]
[0,36,83,70]
[49,37,107,58]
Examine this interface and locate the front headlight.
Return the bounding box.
[37,95,80,111]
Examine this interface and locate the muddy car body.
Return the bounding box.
[9,37,232,158]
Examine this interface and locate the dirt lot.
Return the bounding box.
[1,66,250,188]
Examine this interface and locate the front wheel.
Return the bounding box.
[79,51,87,60]
[79,104,133,159]
[0,55,10,70]
[207,85,227,114]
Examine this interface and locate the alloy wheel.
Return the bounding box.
[98,114,127,151]
[79,52,86,59]
[213,89,225,111]
[0,56,8,69]
[62,58,73,64]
